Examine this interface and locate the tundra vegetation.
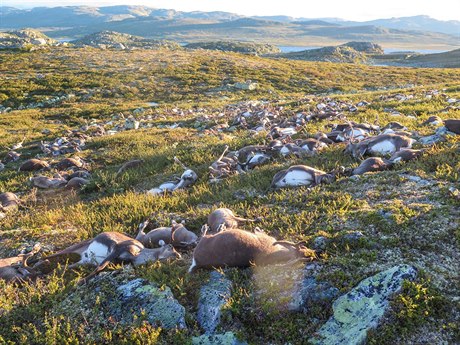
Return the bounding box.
[0,46,459,344]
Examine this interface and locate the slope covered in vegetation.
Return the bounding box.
[0,47,459,344]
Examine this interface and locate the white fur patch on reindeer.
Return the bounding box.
[369,141,396,155]
[280,146,291,156]
[81,242,110,265]
[275,170,313,187]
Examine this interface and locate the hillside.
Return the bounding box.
[48,17,459,50]
[0,29,57,49]
[185,40,280,55]
[0,47,459,344]
[72,30,181,50]
[277,45,369,63]
[372,48,460,68]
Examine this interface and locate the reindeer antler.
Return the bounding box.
[174,156,188,170]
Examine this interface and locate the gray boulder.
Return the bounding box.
[310,264,417,345]
[289,273,339,312]
[192,332,246,345]
[197,270,232,334]
[54,269,186,331]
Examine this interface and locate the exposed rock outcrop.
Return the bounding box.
[0,29,57,49]
[185,41,280,55]
[54,269,186,336]
[280,46,368,63]
[72,31,181,50]
[310,264,417,345]
[341,41,384,54]
[197,271,233,334]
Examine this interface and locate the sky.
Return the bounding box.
[2,0,460,22]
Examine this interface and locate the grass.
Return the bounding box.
[0,47,459,344]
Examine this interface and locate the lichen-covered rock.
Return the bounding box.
[192,332,246,345]
[289,276,339,312]
[234,81,258,91]
[54,269,186,333]
[312,236,329,251]
[310,264,417,345]
[342,231,364,244]
[197,270,232,334]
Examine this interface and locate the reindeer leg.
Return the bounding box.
[78,253,117,285]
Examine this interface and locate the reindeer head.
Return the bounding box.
[173,169,198,190]
[158,243,181,260]
[273,241,317,262]
[316,173,336,185]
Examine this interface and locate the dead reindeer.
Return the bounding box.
[236,145,270,164]
[19,159,50,172]
[389,148,425,163]
[382,122,407,131]
[4,151,21,163]
[63,170,91,180]
[8,135,27,151]
[39,232,181,283]
[422,116,443,126]
[347,157,393,176]
[136,220,198,248]
[271,165,337,189]
[294,138,328,154]
[344,134,415,159]
[335,127,370,142]
[207,208,255,233]
[0,192,21,212]
[244,151,272,171]
[188,229,316,273]
[116,159,144,177]
[65,177,89,190]
[55,157,85,171]
[172,157,198,190]
[314,132,335,145]
[147,157,198,195]
[445,119,460,134]
[30,175,67,189]
[209,145,242,180]
[279,143,307,158]
[0,244,41,283]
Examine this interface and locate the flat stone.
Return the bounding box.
[234,82,258,91]
[197,270,232,334]
[289,275,339,312]
[419,134,444,145]
[54,269,186,330]
[312,236,328,251]
[310,264,417,345]
[342,231,364,244]
[192,332,246,345]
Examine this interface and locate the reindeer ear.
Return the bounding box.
[158,240,165,247]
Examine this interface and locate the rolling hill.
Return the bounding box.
[0,6,459,50]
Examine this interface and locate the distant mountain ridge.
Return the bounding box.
[0,6,458,50]
[1,6,459,35]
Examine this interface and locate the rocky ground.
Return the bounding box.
[0,47,459,344]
